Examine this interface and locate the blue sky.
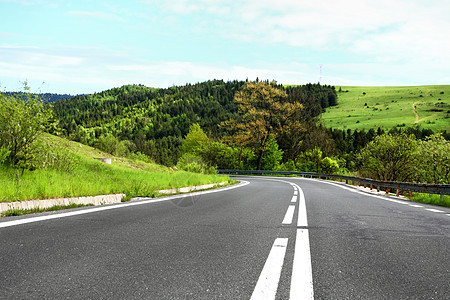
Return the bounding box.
[1,0,449,94]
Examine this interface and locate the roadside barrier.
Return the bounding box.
[218,170,450,198]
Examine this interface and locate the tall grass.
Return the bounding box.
[409,193,450,208]
[0,135,230,202]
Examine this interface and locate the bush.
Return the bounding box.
[33,137,79,173]
[0,92,52,170]
[128,151,152,163]
[275,160,297,171]
[177,153,217,175]
[0,147,10,164]
[321,157,339,174]
[357,133,417,182]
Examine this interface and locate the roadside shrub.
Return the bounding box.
[33,137,79,173]
[321,157,339,174]
[415,134,450,184]
[177,153,217,174]
[275,160,297,171]
[0,147,10,164]
[357,133,417,182]
[0,92,52,171]
[128,151,152,163]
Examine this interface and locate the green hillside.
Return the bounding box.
[52,81,337,166]
[322,86,450,132]
[0,133,231,202]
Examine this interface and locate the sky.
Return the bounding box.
[1,0,449,95]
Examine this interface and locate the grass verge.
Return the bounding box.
[1,203,93,217]
[0,134,231,203]
[409,193,450,208]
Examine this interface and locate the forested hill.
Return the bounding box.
[52,80,337,165]
[5,92,74,103]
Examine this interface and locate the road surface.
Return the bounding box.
[1,176,449,299]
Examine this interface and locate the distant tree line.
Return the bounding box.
[53,80,337,167]
[5,92,74,104]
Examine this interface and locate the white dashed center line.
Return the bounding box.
[283,205,296,224]
[250,238,289,300]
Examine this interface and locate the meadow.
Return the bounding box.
[0,134,231,203]
[321,85,450,132]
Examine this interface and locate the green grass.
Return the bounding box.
[322,85,450,132]
[0,134,231,203]
[1,203,94,217]
[409,193,450,208]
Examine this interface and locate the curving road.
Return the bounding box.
[0,176,449,299]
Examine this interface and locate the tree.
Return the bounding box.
[261,135,283,170]
[222,81,303,170]
[415,134,450,184]
[0,92,51,168]
[179,123,209,157]
[357,133,418,182]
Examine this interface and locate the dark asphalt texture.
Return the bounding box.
[0,177,449,299]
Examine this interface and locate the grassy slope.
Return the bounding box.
[321,85,450,131]
[0,134,230,202]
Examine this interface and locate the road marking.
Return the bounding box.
[283,205,296,224]
[0,181,251,229]
[250,238,289,300]
[291,195,297,203]
[293,190,298,195]
[250,178,314,299]
[297,187,308,227]
[290,229,314,300]
[426,208,445,213]
[446,214,450,217]
[409,204,423,208]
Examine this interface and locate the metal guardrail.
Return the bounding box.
[218,169,450,197]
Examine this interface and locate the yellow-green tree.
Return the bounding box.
[179,123,209,157]
[223,81,303,170]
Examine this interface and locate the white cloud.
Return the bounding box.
[150,0,450,64]
[69,10,125,22]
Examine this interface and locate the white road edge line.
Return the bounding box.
[283,205,296,224]
[426,208,445,213]
[250,238,289,300]
[0,180,251,229]
[290,229,314,300]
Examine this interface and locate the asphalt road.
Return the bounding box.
[0,177,449,299]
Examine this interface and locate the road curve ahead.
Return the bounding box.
[0,177,449,299]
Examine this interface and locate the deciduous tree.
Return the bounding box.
[357,133,418,182]
[223,81,303,170]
